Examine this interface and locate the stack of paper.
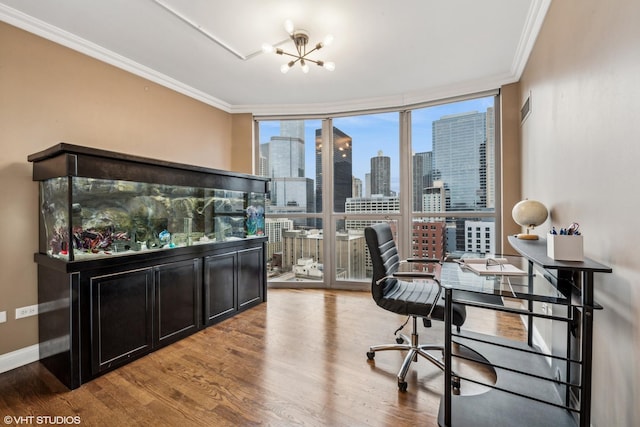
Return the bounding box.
[455,257,527,276]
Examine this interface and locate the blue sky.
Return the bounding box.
[259,96,494,194]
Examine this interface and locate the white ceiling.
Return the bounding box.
[0,0,550,115]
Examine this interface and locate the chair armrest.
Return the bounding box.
[403,257,441,264]
[393,271,435,279]
[376,273,441,287]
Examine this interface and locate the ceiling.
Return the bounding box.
[0,0,550,115]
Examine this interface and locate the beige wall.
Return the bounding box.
[0,22,253,357]
[519,0,640,425]
[498,82,522,253]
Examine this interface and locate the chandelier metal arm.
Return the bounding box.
[266,21,334,73]
[276,49,323,66]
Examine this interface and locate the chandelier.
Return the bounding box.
[262,20,335,74]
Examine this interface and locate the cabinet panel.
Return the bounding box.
[156,259,201,345]
[238,247,263,309]
[204,252,236,324]
[91,268,153,374]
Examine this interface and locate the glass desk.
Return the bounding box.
[438,253,589,427]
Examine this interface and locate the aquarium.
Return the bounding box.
[39,176,266,261]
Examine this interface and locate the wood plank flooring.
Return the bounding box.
[0,289,525,426]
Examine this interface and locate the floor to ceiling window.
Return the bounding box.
[257,119,323,284]
[257,92,498,289]
[410,97,497,259]
[331,113,399,284]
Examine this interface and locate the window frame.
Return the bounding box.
[256,90,501,290]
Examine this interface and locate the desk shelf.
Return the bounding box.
[438,237,611,427]
[439,330,575,427]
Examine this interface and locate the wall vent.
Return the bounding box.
[521,92,531,124]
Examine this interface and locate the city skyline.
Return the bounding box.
[258,96,494,195]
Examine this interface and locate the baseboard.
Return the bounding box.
[0,344,40,374]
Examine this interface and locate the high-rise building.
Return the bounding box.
[371,150,391,196]
[422,181,446,219]
[344,195,399,232]
[263,136,305,178]
[352,176,363,198]
[280,120,304,142]
[412,154,424,212]
[344,194,400,276]
[268,177,314,212]
[412,220,446,261]
[261,124,315,227]
[264,217,293,264]
[485,107,496,209]
[465,220,495,254]
[260,136,314,215]
[432,111,487,211]
[413,151,433,211]
[259,151,268,177]
[315,127,353,213]
[365,173,371,197]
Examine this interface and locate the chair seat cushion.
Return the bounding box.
[377,278,466,327]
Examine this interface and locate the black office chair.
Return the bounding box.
[364,222,466,391]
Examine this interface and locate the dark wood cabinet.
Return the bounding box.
[155,258,202,346]
[90,268,154,374]
[204,244,265,325]
[204,252,237,324]
[237,247,264,309]
[30,144,268,389]
[90,258,201,374]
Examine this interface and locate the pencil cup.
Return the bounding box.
[547,235,584,261]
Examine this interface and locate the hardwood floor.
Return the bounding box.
[0,289,525,426]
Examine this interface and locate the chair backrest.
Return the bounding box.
[364,223,400,302]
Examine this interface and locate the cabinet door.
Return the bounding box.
[204,252,236,325]
[237,247,263,310]
[91,268,153,374]
[155,259,201,346]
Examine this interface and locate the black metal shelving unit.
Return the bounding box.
[438,237,611,427]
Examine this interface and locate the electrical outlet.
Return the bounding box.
[0,311,6,323]
[15,304,38,319]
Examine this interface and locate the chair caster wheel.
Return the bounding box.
[398,381,408,392]
[395,337,404,344]
[366,351,375,360]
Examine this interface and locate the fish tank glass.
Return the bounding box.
[39,176,266,261]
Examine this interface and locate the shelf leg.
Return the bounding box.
[580,271,595,427]
[443,287,453,426]
[527,260,534,346]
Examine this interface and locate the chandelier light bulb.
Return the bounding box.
[301,60,310,73]
[280,63,291,74]
[261,43,274,54]
[323,34,334,47]
[323,61,335,71]
[284,19,294,35]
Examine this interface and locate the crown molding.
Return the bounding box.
[0,3,233,113]
[511,0,552,79]
[2,1,546,117]
[240,72,512,117]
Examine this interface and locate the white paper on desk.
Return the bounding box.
[456,258,526,276]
